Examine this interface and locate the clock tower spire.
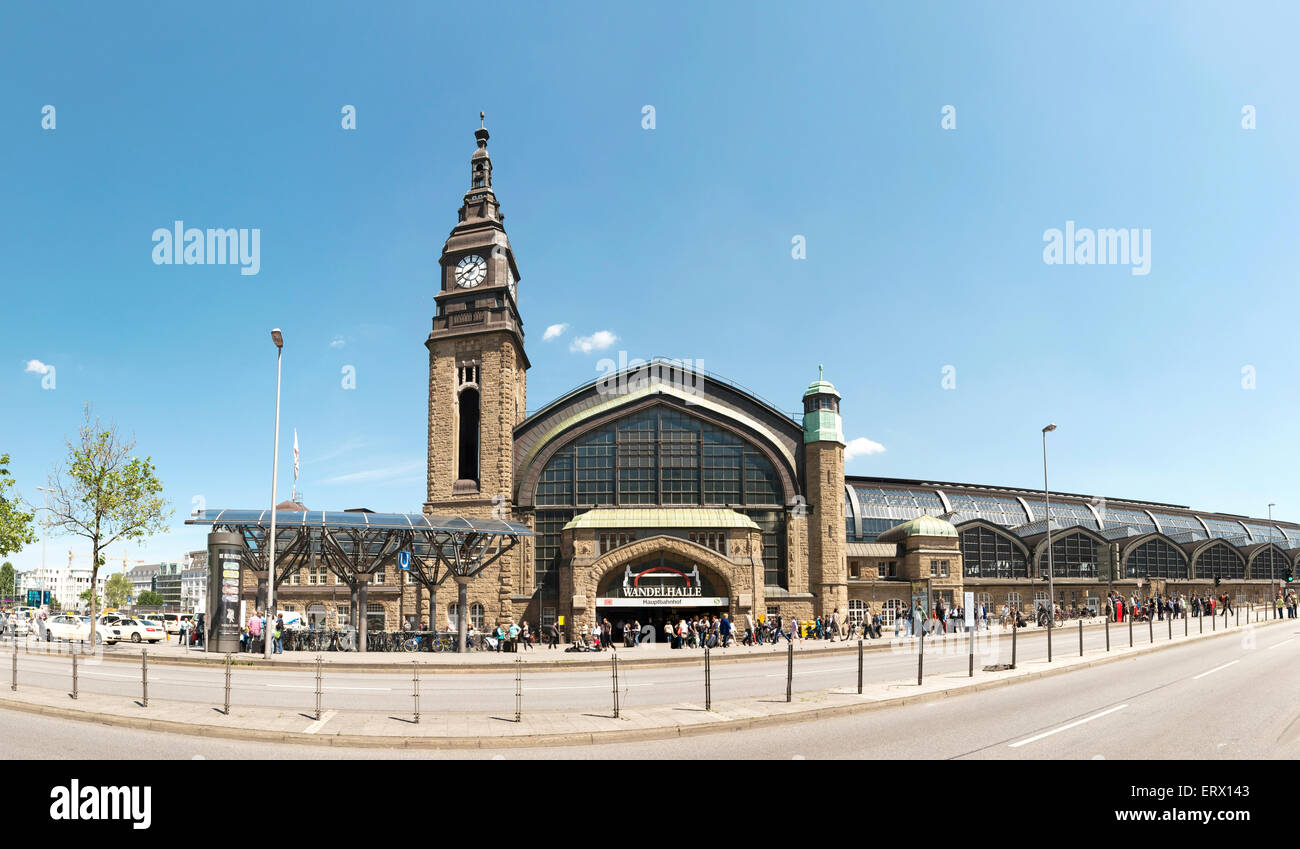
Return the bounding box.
[426,117,529,515]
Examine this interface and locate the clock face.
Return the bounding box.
[455,254,487,288]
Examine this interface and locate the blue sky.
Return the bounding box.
[3,1,1299,573]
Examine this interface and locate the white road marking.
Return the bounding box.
[303,710,337,734]
[1192,660,1239,680]
[1008,704,1129,748]
[83,672,163,681]
[1266,638,1294,651]
[267,684,391,691]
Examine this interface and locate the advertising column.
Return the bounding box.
[206,531,244,653]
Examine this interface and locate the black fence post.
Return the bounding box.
[71,645,78,700]
[1167,614,1172,641]
[224,654,232,715]
[314,655,322,721]
[1011,618,1017,669]
[1079,617,1084,657]
[1129,612,1133,648]
[141,648,148,708]
[918,629,925,686]
[704,646,711,711]
[1184,611,1188,637]
[858,638,865,692]
[1148,616,1153,644]
[1105,614,1110,652]
[611,653,619,719]
[514,656,522,723]
[1212,609,1216,631]
[785,640,793,703]
[412,661,420,724]
[11,642,16,691]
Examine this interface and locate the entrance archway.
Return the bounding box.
[589,545,734,645]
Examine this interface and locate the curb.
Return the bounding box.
[0,617,1284,750]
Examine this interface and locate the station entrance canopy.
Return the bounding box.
[186,508,533,593]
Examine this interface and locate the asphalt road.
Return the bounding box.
[8,621,1165,714]
[3,620,1295,759]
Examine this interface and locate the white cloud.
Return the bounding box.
[569,330,618,354]
[845,437,886,461]
[24,359,51,374]
[317,461,424,485]
[542,323,568,341]
[329,336,345,349]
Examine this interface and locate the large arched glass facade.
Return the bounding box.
[1250,546,1289,580]
[1125,538,1187,579]
[533,406,787,588]
[959,526,1027,579]
[1045,532,1099,579]
[1193,542,1245,580]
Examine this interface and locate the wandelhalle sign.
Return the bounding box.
[595,563,727,608]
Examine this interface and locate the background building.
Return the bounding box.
[242,123,1300,637]
[15,564,107,612]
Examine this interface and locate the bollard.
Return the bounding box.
[1235,606,1239,627]
[611,653,619,719]
[514,656,522,723]
[71,645,78,700]
[1128,612,1133,648]
[224,654,232,715]
[917,629,925,686]
[1105,614,1110,652]
[141,648,148,708]
[785,640,793,703]
[704,647,712,711]
[412,662,420,724]
[1200,610,1204,633]
[1079,618,1084,657]
[315,655,322,721]
[1184,611,1188,637]
[1011,618,1017,669]
[1168,614,1172,641]
[858,638,864,693]
[11,643,16,691]
[1148,617,1153,644]
[1212,610,1216,631]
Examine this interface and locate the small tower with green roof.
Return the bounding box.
[802,365,847,619]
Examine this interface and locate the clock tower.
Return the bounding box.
[426,116,529,516]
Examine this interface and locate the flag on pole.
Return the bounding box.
[293,429,300,481]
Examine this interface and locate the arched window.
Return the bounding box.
[365,602,386,633]
[880,599,903,627]
[457,387,480,484]
[960,526,1027,578]
[1250,546,1289,580]
[1194,542,1245,580]
[847,599,866,624]
[1045,532,1099,579]
[1126,538,1186,579]
[469,602,486,630]
[533,406,788,587]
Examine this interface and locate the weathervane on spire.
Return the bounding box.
[480,111,485,128]
[819,364,824,381]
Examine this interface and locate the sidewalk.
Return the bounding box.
[4,605,1272,673]
[0,614,1285,749]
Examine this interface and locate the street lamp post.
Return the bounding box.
[265,328,284,660]
[1042,424,1057,663]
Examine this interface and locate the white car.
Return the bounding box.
[102,617,164,644]
[7,615,33,637]
[45,615,93,642]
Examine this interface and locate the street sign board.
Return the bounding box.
[964,591,975,628]
[398,550,411,570]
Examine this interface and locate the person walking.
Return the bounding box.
[248,611,262,653]
[1276,593,1284,620]
[273,614,284,654]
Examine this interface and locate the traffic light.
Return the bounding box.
[1286,567,1294,584]
[1214,575,1221,588]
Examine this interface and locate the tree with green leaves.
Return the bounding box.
[136,590,164,606]
[78,588,100,610]
[44,406,171,639]
[104,572,133,608]
[0,561,14,604]
[0,454,37,559]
